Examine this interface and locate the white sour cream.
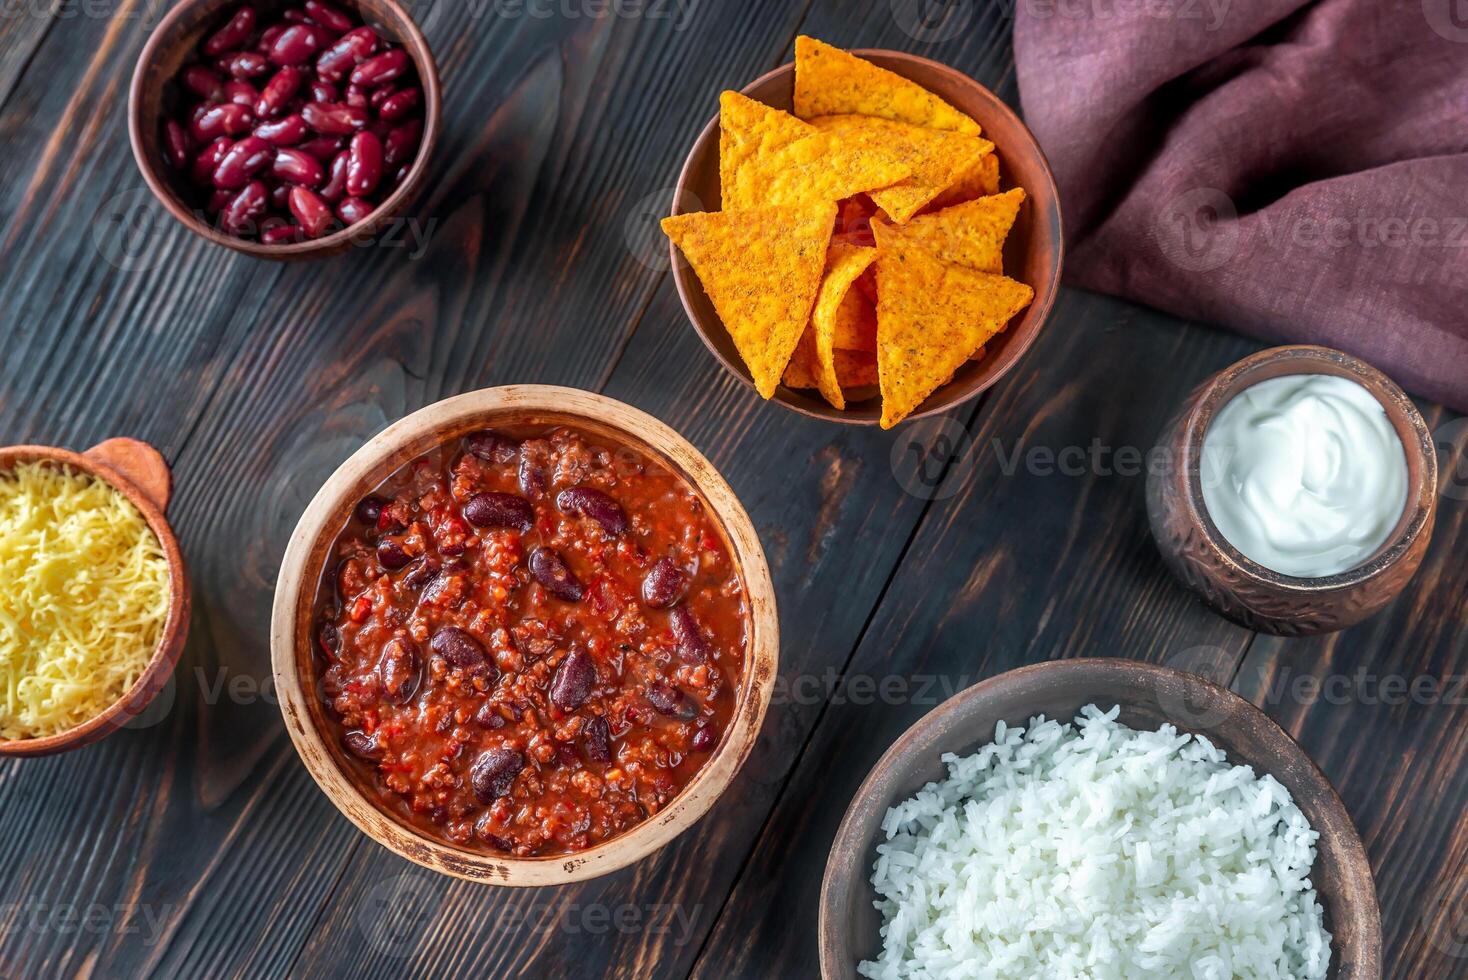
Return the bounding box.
[1199,374,1408,578]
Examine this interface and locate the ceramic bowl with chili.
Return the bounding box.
[271,386,779,884]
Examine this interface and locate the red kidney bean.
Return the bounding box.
[260,222,302,245]
[376,536,411,570]
[212,135,273,189]
[642,558,687,609]
[308,79,338,103]
[549,649,596,711]
[271,147,324,186]
[269,24,325,65]
[383,117,422,170]
[581,715,612,762]
[255,66,302,118]
[350,48,408,88]
[430,626,488,669]
[475,702,506,729]
[191,102,253,142]
[529,547,583,602]
[222,79,258,107]
[257,24,285,53]
[220,180,268,233]
[377,86,420,122]
[269,181,291,209]
[192,137,233,184]
[669,605,711,664]
[162,120,191,170]
[203,5,256,56]
[255,113,308,146]
[282,6,307,22]
[518,456,547,498]
[464,430,519,464]
[342,730,379,759]
[690,723,717,752]
[463,492,533,531]
[345,130,382,196]
[317,621,341,658]
[368,84,395,111]
[556,486,628,535]
[646,681,697,719]
[182,65,224,101]
[402,558,439,591]
[377,636,421,704]
[304,0,353,33]
[316,26,377,82]
[336,197,372,225]
[302,101,367,135]
[298,134,344,161]
[217,50,269,78]
[320,150,349,201]
[207,187,232,213]
[392,163,411,187]
[470,748,525,803]
[355,496,385,524]
[344,83,368,109]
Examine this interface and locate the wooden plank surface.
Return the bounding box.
[0,0,1464,978]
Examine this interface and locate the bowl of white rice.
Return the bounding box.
[819,658,1380,979]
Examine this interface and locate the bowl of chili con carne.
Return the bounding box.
[271,385,778,884]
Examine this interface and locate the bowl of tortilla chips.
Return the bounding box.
[662,37,1063,428]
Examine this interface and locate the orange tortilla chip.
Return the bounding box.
[872,223,1033,428]
[808,116,992,223]
[719,91,914,210]
[874,188,1025,274]
[809,243,877,410]
[662,201,835,399]
[835,349,878,389]
[927,151,1000,212]
[832,286,877,352]
[793,36,982,136]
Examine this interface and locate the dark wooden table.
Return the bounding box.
[2,2,1465,977]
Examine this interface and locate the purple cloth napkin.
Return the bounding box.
[1013,0,1468,413]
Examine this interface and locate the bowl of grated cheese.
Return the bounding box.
[0,438,190,756]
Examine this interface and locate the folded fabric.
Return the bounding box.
[1014,0,1468,412]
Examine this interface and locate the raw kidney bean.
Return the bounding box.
[269,24,324,66]
[641,558,687,609]
[271,147,324,186]
[320,151,349,201]
[377,87,420,122]
[217,51,269,79]
[376,536,411,570]
[162,120,191,171]
[344,83,369,109]
[464,430,519,464]
[219,180,268,233]
[260,222,302,245]
[255,66,302,118]
[182,65,224,101]
[212,135,273,189]
[298,134,344,161]
[556,486,628,535]
[308,79,338,103]
[345,130,382,195]
[302,101,367,135]
[581,715,612,762]
[255,113,308,146]
[646,681,697,719]
[669,605,711,663]
[269,181,291,210]
[430,626,488,670]
[383,118,421,169]
[304,0,353,32]
[191,102,253,142]
[316,26,378,82]
[288,185,334,236]
[282,7,307,22]
[377,636,421,704]
[257,24,285,53]
[336,197,373,225]
[208,187,233,213]
[549,648,596,711]
[350,48,409,88]
[203,5,255,56]
[342,730,379,759]
[222,79,257,107]
[192,137,233,184]
[529,547,583,601]
[470,748,525,803]
[463,492,533,531]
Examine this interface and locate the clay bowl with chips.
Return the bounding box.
[669,49,1063,426]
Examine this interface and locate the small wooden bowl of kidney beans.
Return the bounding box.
[129,0,440,259]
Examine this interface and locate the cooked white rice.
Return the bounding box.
[859,705,1332,980]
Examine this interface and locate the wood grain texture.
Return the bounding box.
[0,0,1464,977]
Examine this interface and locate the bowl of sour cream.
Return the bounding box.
[1146,345,1437,636]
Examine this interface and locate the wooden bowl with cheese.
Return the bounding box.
[0,438,191,757]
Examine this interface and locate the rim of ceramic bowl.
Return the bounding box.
[270,385,779,884]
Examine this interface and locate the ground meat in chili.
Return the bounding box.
[313,424,748,857]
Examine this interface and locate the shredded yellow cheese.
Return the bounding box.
[0,461,171,740]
